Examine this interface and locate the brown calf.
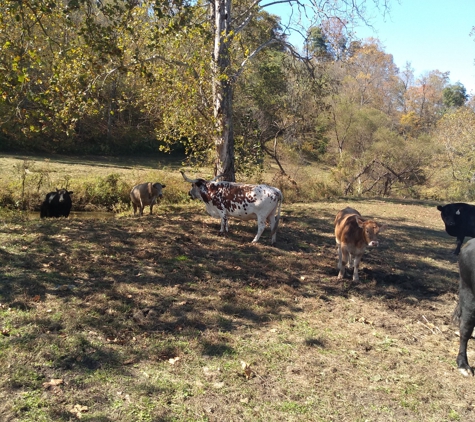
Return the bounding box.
[334,207,387,281]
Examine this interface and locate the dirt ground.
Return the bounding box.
[0,198,474,421]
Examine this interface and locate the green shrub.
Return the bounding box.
[81,173,130,211]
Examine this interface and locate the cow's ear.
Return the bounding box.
[161,184,166,189]
[68,191,73,195]
[378,224,388,232]
[355,217,365,228]
[437,205,443,211]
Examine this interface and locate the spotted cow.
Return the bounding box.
[180,171,283,245]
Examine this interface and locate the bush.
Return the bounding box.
[81,174,131,211]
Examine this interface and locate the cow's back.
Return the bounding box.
[335,207,362,244]
[130,183,163,205]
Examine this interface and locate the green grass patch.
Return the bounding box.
[0,155,470,421]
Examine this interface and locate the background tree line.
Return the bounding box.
[0,0,473,200]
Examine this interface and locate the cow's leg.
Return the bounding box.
[352,254,362,281]
[457,323,475,376]
[132,203,138,216]
[219,215,228,236]
[347,253,354,269]
[270,217,277,245]
[149,198,157,215]
[337,244,346,279]
[454,237,465,255]
[268,214,278,245]
[456,293,475,376]
[252,215,267,243]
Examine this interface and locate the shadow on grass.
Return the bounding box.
[0,201,462,401]
[3,151,185,171]
[304,337,327,348]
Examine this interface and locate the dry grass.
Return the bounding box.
[0,154,471,422]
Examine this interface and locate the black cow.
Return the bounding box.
[40,189,73,218]
[437,203,475,255]
[454,238,475,376]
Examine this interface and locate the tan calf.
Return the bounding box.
[130,182,166,216]
[334,207,387,281]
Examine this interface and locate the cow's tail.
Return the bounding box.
[271,191,283,238]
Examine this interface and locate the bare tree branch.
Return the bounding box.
[344,159,376,195]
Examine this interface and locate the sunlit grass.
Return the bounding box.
[0,155,469,421]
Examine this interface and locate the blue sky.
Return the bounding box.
[266,0,475,95]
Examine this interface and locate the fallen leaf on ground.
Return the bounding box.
[169,357,180,364]
[358,317,373,325]
[70,404,88,419]
[43,378,63,389]
[240,360,254,379]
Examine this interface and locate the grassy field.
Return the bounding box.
[0,152,335,212]
[0,154,472,421]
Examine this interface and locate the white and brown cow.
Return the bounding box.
[180,171,283,245]
[130,182,166,216]
[334,207,387,281]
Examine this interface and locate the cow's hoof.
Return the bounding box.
[458,366,474,377]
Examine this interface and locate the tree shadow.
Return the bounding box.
[3,151,185,171]
[0,200,462,409]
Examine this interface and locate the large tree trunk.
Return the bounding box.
[212,0,235,181]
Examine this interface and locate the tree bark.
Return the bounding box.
[212,0,235,181]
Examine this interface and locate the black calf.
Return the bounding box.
[40,189,73,218]
[437,203,475,255]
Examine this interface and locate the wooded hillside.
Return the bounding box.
[0,0,474,199]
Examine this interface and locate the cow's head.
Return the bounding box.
[151,183,166,199]
[357,217,387,247]
[56,188,73,202]
[180,171,223,200]
[437,204,458,226]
